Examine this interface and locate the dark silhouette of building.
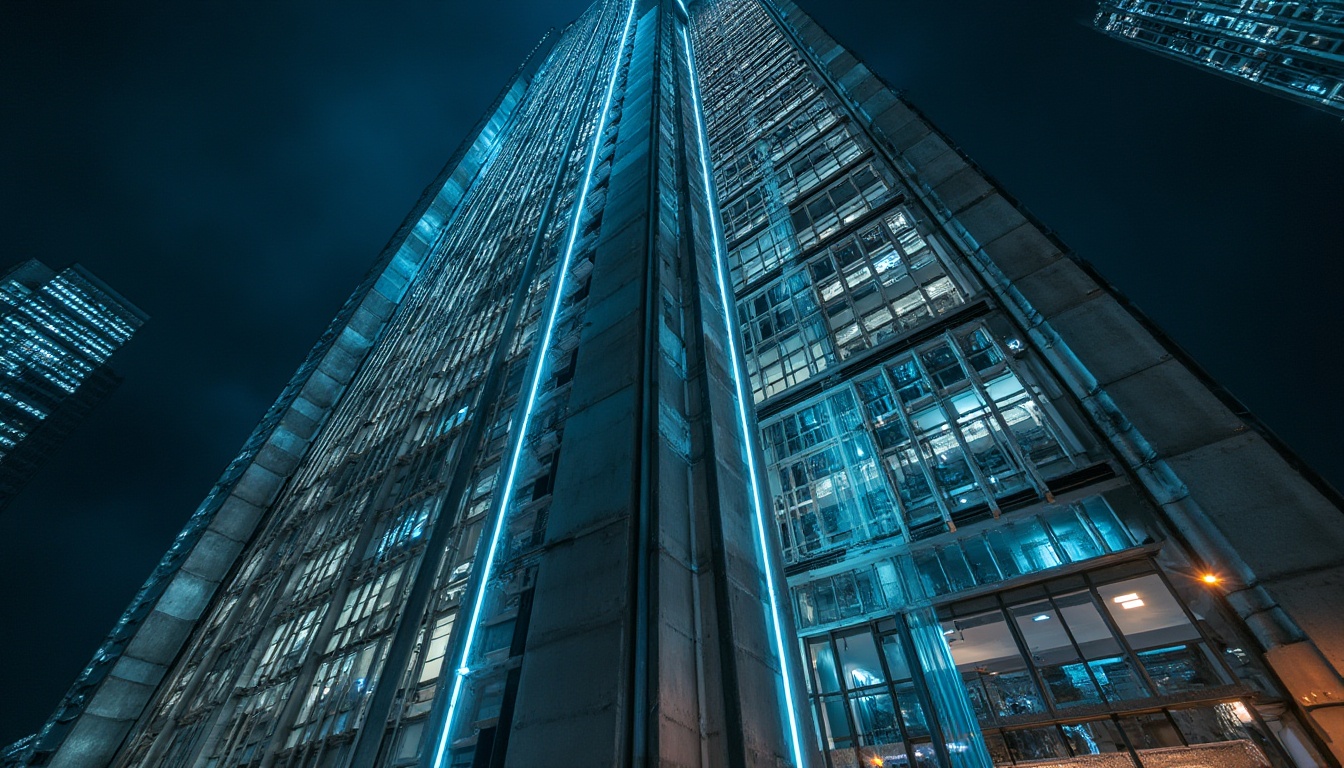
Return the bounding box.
[0,260,146,509]
[11,1,1343,767]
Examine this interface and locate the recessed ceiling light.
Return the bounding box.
[1112,593,1139,604]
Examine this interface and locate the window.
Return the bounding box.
[942,609,1048,723]
[804,620,936,768]
[776,123,865,201]
[761,390,900,563]
[793,561,900,629]
[852,325,1077,527]
[1096,573,1232,696]
[789,162,892,249]
[938,565,1238,732]
[729,220,798,291]
[808,208,968,359]
[739,269,836,401]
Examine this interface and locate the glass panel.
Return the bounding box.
[819,694,854,750]
[880,633,912,681]
[1169,704,1252,745]
[1138,643,1230,694]
[850,691,903,745]
[1118,712,1184,750]
[914,548,950,597]
[1012,601,1103,709]
[1096,574,1202,650]
[1060,719,1132,757]
[943,610,1047,720]
[937,545,977,594]
[909,607,996,767]
[1003,726,1070,762]
[982,732,1012,765]
[961,537,1001,585]
[1054,590,1124,659]
[1045,507,1103,563]
[836,627,886,689]
[1087,655,1151,702]
[1080,496,1133,552]
[810,637,841,694]
[893,681,930,739]
[987,518,1063,577]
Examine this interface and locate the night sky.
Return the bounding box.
[1,0,1340,746]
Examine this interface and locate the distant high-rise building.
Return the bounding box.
[12,1,1344,767]
[0,260,146,508]
[1095,0,1344,114]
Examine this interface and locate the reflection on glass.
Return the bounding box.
[810,637,840,694]
[836,628,886,689]
[1015,602,1104,709]
[1118,712,1183,750]
[1087,656,1151,702]
[1168,704,1251,745]
[1044,507,1103,563]
[1138,644,1229,694]
[880,634,911,680]
[943,611,1046,720]
[894,681,931,738]
[1003,726,1070,762]
[819,694,854,752]
[987,519,1062,577]
[850,691,902,745]
[1061,719,1130,755]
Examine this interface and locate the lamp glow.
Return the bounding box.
[428,2,638,766]
[679,21,807,768]
[1201,573,1221,585]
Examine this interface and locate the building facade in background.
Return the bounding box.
[10,1,1344,767]
[1095,0,1344,114]
[0,260,145,509]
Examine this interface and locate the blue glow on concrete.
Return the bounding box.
[678,20,807,768]
[429,1,639,765]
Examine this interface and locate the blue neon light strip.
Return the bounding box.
[429,2,639,765]
[678,20,807,768]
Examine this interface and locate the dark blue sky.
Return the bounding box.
[1,0,1340,746]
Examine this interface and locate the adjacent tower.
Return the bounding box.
[1094,0,1344,114]
[12,1,1344,767]
[0,260,146,509]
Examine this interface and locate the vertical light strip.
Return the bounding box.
[429,1,638,765]
[678,20,806,768]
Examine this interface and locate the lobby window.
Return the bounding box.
[804,620,938,768]
[1096,573,1231,697]
[938,564,1238,731]
[983,702,1283,766]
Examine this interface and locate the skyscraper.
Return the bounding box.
[1094,0,1344,114]
[11,1,1343,767]
[0,260,146,509]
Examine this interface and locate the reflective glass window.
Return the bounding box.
[942,610,1047,721]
